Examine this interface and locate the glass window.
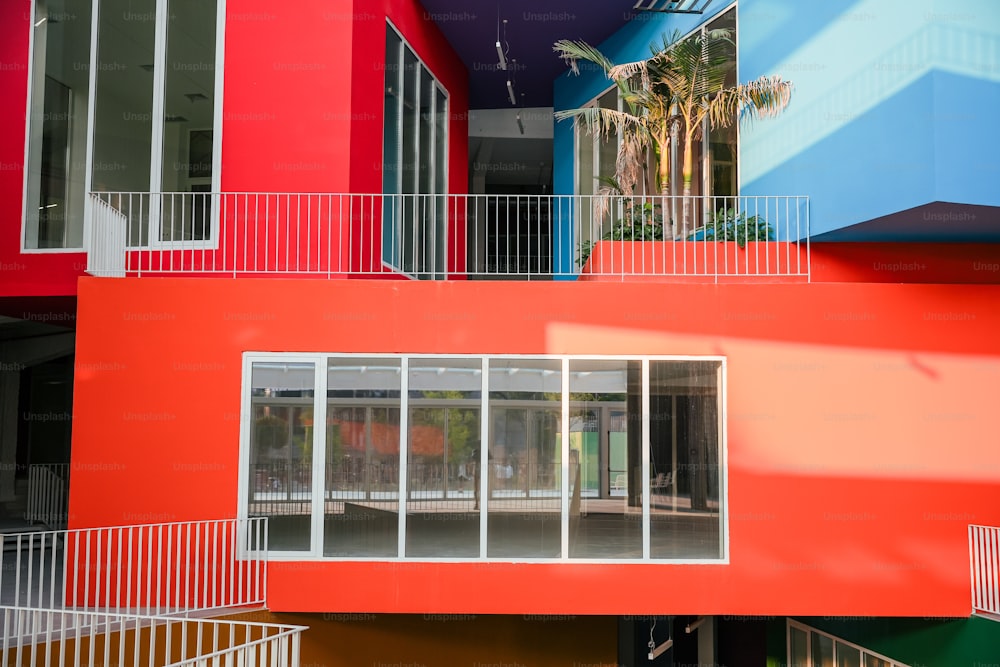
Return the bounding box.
[837,642,861,667]
[26,0,222,250]
[789,625,809,667]
[789,622,911,667]
[382,28,402,266]
[487,359,562,558]
[242,354,726,561]
[24,0,93,249]
[812,632,835,667]
[91,0,156,246]
[405,358,482,557]
[325,358,402,557]
[649,359,723,559]
[381,24,448,278]
[247,362,316,552]
[568,360,641,559]
[157,0,218,242]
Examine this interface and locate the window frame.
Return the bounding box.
[239,352,729,564]
[20,0,227,252]
[381,20,450,278]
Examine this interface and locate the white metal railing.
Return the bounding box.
[85,192,810,280]
[0,606,304,667]
[970,524,999,616]
[26,464,70,531]
[0,519,267,615]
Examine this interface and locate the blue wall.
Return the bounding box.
[551,0,1000,246]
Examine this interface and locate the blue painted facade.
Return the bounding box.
[551,0,1000,257]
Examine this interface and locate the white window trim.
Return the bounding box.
[239,352,729,564]
[787,619,913,667]
[22,0,226,253]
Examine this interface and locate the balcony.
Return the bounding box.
[86,192,810,281]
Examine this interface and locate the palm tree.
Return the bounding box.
[552,40,671,200]
[554,28,793,238]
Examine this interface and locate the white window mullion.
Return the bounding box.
[81,0,102,253]
[210,0,227,244]
[397,357,409,557]
[641,359,650,558]
[147,0,169,243]
[428,84,436,276]
[478,357,488,558]
[310,359,328,558]
[236,354,254,524]
[394,41,404,267]
[719,360,728,560]
[560,357,570,560]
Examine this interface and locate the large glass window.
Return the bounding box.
[23,0,222,249]
[381,23,448,278]
[241,354,726,561]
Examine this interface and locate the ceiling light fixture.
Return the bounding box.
[496,16,508,70]
[685,617,706,633]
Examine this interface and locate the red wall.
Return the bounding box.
[221,0,355,192]
[70,277,1000,617]
[0,0,84,298]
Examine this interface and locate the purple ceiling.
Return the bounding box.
[419,1,637,109]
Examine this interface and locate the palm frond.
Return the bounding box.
[553,39,615,76]
[608,58,649,82]
[553,105,644,140]
[709,75,793,127]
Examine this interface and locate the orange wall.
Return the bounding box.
[70,278,1000,616]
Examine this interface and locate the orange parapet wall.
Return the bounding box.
[71,277,1000,616]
